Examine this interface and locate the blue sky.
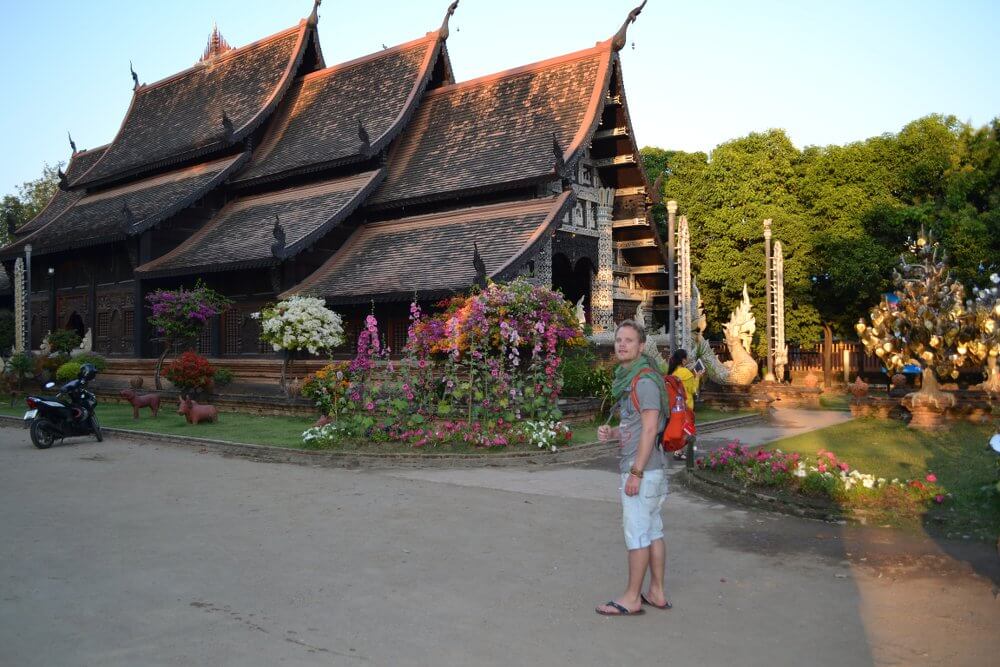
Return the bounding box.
[1,0,998,195]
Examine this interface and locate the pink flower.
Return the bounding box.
[817,463,827,473]
[365,402,375,411]
[838,462,849,472]
[934,494,945,504]
[925,473,937,483]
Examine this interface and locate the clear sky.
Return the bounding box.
[1,0,998,196]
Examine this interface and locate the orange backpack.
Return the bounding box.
[629,368,696,452]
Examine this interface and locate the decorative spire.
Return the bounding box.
[271,214,287,258]
[57,168,69,191]
[67,132,77,154]
[473,241,487,288]
[439,0,460,40]
[130,60,139,90]
[358,120,371,155]
[221,109,234,141]
[307,0,321,28]
[611,1,647,52]
[200,22,234,62]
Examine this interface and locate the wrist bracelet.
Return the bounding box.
[629,466,643,479]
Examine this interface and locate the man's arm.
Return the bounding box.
[625,407,660,495]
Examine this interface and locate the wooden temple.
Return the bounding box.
[1,1,669,358]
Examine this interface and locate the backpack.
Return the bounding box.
[629,368,697,453]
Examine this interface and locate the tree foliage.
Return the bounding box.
[642,114,1000,346]
[1,163,63,246]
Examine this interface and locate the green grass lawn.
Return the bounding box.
[766,418,1000,540]
[818,394,851,411]
[696,407,755,423]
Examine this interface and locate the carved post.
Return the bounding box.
[533,235,552,289]
[13,258,25,353]
[24,244,32,350]
[677,214,692,354]
[666,201,677,355]
[594,187,616,332]
[773,239,787,382]
[764,219,775,382]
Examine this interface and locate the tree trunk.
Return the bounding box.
[154,346,169,390]
[281,350,290,397]
[822,323,833,389]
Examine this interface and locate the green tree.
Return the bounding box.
[0,163,63,245]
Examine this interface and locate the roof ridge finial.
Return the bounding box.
[67,132,77,154]
[307,0,321,27]
[221,109,235,141]
[200,22,234,62]
[129,60,139,90]
[439,0,460,40]
[611,0,647,52]
[271,214,287,259]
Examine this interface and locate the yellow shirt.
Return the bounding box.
[670,366,699,411]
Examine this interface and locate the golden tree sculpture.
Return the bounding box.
[855,229,979,381]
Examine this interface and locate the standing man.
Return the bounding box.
[596,320,671,616]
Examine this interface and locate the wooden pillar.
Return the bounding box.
[666,201,677,355]
[47,268,56,332]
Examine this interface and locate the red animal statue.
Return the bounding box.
[120,389,161,419]
[177,398,219,425]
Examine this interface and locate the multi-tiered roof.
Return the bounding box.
[5,0,665,310]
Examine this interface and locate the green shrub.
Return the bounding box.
[34,353,69,378]
[72,352,108,372]
[47,329,82,354]
[56,361,82,383]
[800,471,841,500]
[213,367,234,387]
[560,346,612,398]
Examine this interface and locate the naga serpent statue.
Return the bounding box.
[687,282,759,386]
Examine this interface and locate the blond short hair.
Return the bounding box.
[615,319,646,343]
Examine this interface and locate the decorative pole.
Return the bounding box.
[593,187,616,333]
[763,220,775,382]
[24,243,32,351]
[13,258,25,353]
[774,240,787,382]
[677,214,692,354]
[666,201,677,355]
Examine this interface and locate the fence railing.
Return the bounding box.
[706,340,885,380]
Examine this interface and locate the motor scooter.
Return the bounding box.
[24,363,102,449]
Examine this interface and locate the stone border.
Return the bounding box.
[675,467,854,523]
[0,414,615,469]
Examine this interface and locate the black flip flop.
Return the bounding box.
[596,601,645,616]
[641,593,673,610]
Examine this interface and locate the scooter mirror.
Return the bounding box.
[990,433,1000,455]
[44,381,56,390]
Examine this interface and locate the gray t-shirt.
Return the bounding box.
[618,376,667,473]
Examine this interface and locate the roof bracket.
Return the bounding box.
[120,202,136,234]
[358,120,371,156]
[271,214,286,259]
[473,241,487,288]
[222,109,235,142]
[439,0,460,40]
[57,168,69,192]
[611,1,646,52]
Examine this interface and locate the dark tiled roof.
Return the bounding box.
[284,191,575,303]
[15,145,108,237]
[2,154,246,258]
[369,42,613,209]
[136,169,384,277]
[233,34,442,187]
[71,23,310,188]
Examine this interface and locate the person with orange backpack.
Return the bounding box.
[595,320,672,617]
[668,349,701,461]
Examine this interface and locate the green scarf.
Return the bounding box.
[611,354,670,414]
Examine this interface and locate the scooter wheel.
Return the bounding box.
[30,419,58,449]
[91,415,103,442]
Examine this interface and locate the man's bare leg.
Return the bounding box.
[644,538,668,606]
[596,547,649,614]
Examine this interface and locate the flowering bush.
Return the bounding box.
[696,441,948,510]
[147,281,231,346]
[300,361,351,416]
[164,351,215,397]
[257,296,344,355]
[519,420,573,451]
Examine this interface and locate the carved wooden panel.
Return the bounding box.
[95,290,134,356]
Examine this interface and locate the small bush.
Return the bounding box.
[164,351,215,396]
[47,329,82,354]
[56,361,82,383]
[560,346,612,398]
[213,367,234,387]
[7,352,35,384]
[34,353,69,379]
[800,471,840,499]
[72,352,108,372]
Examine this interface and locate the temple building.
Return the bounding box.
[1,1,669,358]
